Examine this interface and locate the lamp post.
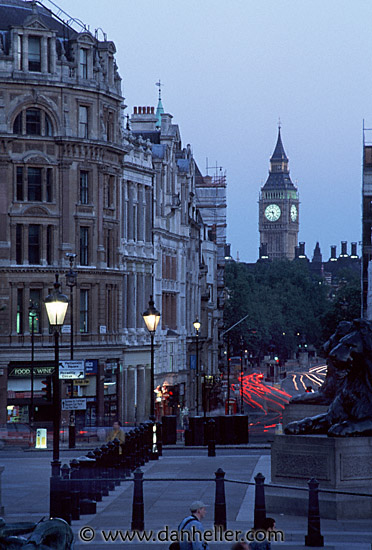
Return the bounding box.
[193,318,201,415]
[65,254,77,448]
[44,274,68,494]
[29,301,38,426]
[142,295,161,420]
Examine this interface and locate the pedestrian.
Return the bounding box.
[106,420,125,452]
[178,500,209,550]
[231,543,250,550]
[249,517,276,550]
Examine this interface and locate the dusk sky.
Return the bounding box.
[56,0,369,262]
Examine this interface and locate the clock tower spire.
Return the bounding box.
[258,127,299,260]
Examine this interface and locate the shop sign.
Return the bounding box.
[8,366,54,377]
[62,398,87,411]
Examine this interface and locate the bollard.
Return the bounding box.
[93,448,109,497]
[254,472,266,529]
[107,441,120,486]
[86,451,102,501]
[305,478,324,547]
[214,468,227,530]
[101,444,115,491]
[131,468,144,531]
[207,419,216,457]
[60,464,72,525]
[49,462,61,519]
[77,457,97,515]
[156,422,163,456]
[69,459,81,520]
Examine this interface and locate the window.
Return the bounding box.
[27,167,42,201]
[17,288,23,334]
[13,109,53,136]
[80,226,89,265]
[79,48,88,78]
[28,36,41,72]
[162,292,176,329]
[80,289,89,333]
[79,106,88,138]
[16,224,23,264]
[16,167,23,201]
[46,169,52,202]
[28,225,41,264]
[26,109,41,135]
[29,290,41,333]
[46,225,53,265]
[80,171,89,204]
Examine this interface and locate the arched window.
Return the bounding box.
[13,108,54,136]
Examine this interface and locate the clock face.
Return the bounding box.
[264,204,281,222]
[290,204,298,222]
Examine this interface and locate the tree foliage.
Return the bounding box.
[224,259,361,359]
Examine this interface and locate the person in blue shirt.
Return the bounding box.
[178,500,209,550]
[249,517,276,550]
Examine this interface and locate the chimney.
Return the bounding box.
[330,245,337,261]
[134,106,137,114]
[151,106,155,114]
[351,242,358,258]
[299,242,306,258]
[340,241,348,257]
[295,245,300,259]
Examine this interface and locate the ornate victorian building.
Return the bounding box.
[259,128,299,260]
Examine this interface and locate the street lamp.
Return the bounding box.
[142,295,161,420]
[44,273,68,506]
[193,318,200,415]
[29,301,38,426]
[65,254,77,449]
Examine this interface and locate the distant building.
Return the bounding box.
[259,128,299,260]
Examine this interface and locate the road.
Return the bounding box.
[233,363,327,436]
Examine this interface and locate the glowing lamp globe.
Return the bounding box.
[44,275,69,327]
[142,296,161,334]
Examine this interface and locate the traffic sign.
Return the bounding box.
[59,360,85,380]
[62,398,87,411]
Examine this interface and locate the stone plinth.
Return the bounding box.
[268,434,372,519]
[0,465,3,515]
[282,402,328,428]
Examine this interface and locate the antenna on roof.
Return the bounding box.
[155,80,163,101]
[278,117,281,130]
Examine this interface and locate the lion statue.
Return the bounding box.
[285,319,372,437]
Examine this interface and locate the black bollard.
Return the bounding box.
[86,451,102,501]
[214,468,227,530]
[60,464,72,525]
[69,459,81,520]
[207,419,216,457]
[305,478,324,547]
[254,472,266,529]
[93,448,109,497]
[156,422,163,456]
[131,468,144,531]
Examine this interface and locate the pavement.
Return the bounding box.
[0,445,371,549]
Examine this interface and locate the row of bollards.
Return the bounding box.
[50,420,160,523]
[131,468,324,547]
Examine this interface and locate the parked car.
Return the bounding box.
[0,423,34,448]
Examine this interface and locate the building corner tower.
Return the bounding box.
[258,127,299,260]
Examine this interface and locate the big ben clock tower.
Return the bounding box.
[259,127,299,260]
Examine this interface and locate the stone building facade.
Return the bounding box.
[0,0,221,426]
[0,0,141,427]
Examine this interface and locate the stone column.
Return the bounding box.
[22,33,28,72]
[122,365,128,423]
[127,273,135,329]
[127,366,135,423]
[145,365,151,420]
[137,366,146,422]
[41,36,48,73]
[136,273,144,328]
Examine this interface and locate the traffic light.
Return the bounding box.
[41,376,52,401]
